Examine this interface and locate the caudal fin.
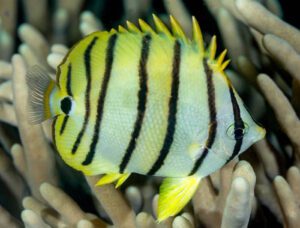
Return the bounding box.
[26,66,56,124]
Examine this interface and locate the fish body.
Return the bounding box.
[26,15,265,221]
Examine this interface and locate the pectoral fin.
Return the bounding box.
[96,173,130,188]
[157,175,201,222]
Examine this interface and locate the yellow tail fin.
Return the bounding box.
[157,175,201,222]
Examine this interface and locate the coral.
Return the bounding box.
[273,168,300,228]
[12,54,58,200]
[192,160,256,228]
[0,0,299,227]
[0,206,21,228]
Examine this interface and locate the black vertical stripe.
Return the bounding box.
[71,37,98,154]
[59,64,73,135]
[189,59,217,175]
[147,40,181,175]
[60,115,69,135]
[226,87,244,163]
[56,46,75,89]
[119,35,151,173]
[82,34,118,165]
[66,63,73,96]
[52,116,58,149]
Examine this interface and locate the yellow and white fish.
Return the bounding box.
[26,15,265,221]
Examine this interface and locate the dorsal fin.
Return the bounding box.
[221,60,231,71]
[113,16,207,51]
[206,37,230,71]
[112,16,218,63]
[109,28,118,34]
[217,49,227,66]
[208,35,217,61]
[118,25,128,33]
[138,19,156,34]
[152,14,172,37]
[192,16,204,53]
[126,21,141,33]
[169,15,187,43]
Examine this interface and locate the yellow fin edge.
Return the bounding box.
[121,16,230,70]
[157,175,201,222]
[119,15,210,55]
[192,16,204,53]
[205,37,230,72]
[116,173,130,188]
[138,19,155,34]
[126,21,141,33]
[209,35,217,61]
[152,14,172,36]
[96,173,130,188]
[169,15,187,42]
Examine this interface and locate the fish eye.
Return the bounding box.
[60,97,72,115]
[234,128,245,139]
[226,123,249,140]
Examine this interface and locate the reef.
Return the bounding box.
[0,0,299,227]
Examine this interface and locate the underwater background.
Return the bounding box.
[0,0,300,227]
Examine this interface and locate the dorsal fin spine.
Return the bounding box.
[209,35,217,61]
[169,15,187,43]
[116,16,212,60]
[152,14,172,36]
[221,60,231,71]
[110,28,117,33]
[126,21,141,33]
[217,49,227,66]
[118,25,127,33]
[192,16,204,54]
[138,19,156,34]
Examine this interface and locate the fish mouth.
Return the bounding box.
[252,125,266,143]
[257,126,266,138]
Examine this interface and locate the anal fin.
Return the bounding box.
[96,173,130,188]
[157,175,201,222]
[116,173,130,188]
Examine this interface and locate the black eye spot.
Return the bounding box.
[61,97,72,115]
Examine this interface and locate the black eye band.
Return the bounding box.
[226,123,249,140]
[60,97,72,115]
[234,128,245,140]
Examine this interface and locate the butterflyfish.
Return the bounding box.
[26,15,266,221]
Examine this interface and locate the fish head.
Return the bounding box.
[215,94,266,161]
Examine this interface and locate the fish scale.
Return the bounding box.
[26,15,266,221]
